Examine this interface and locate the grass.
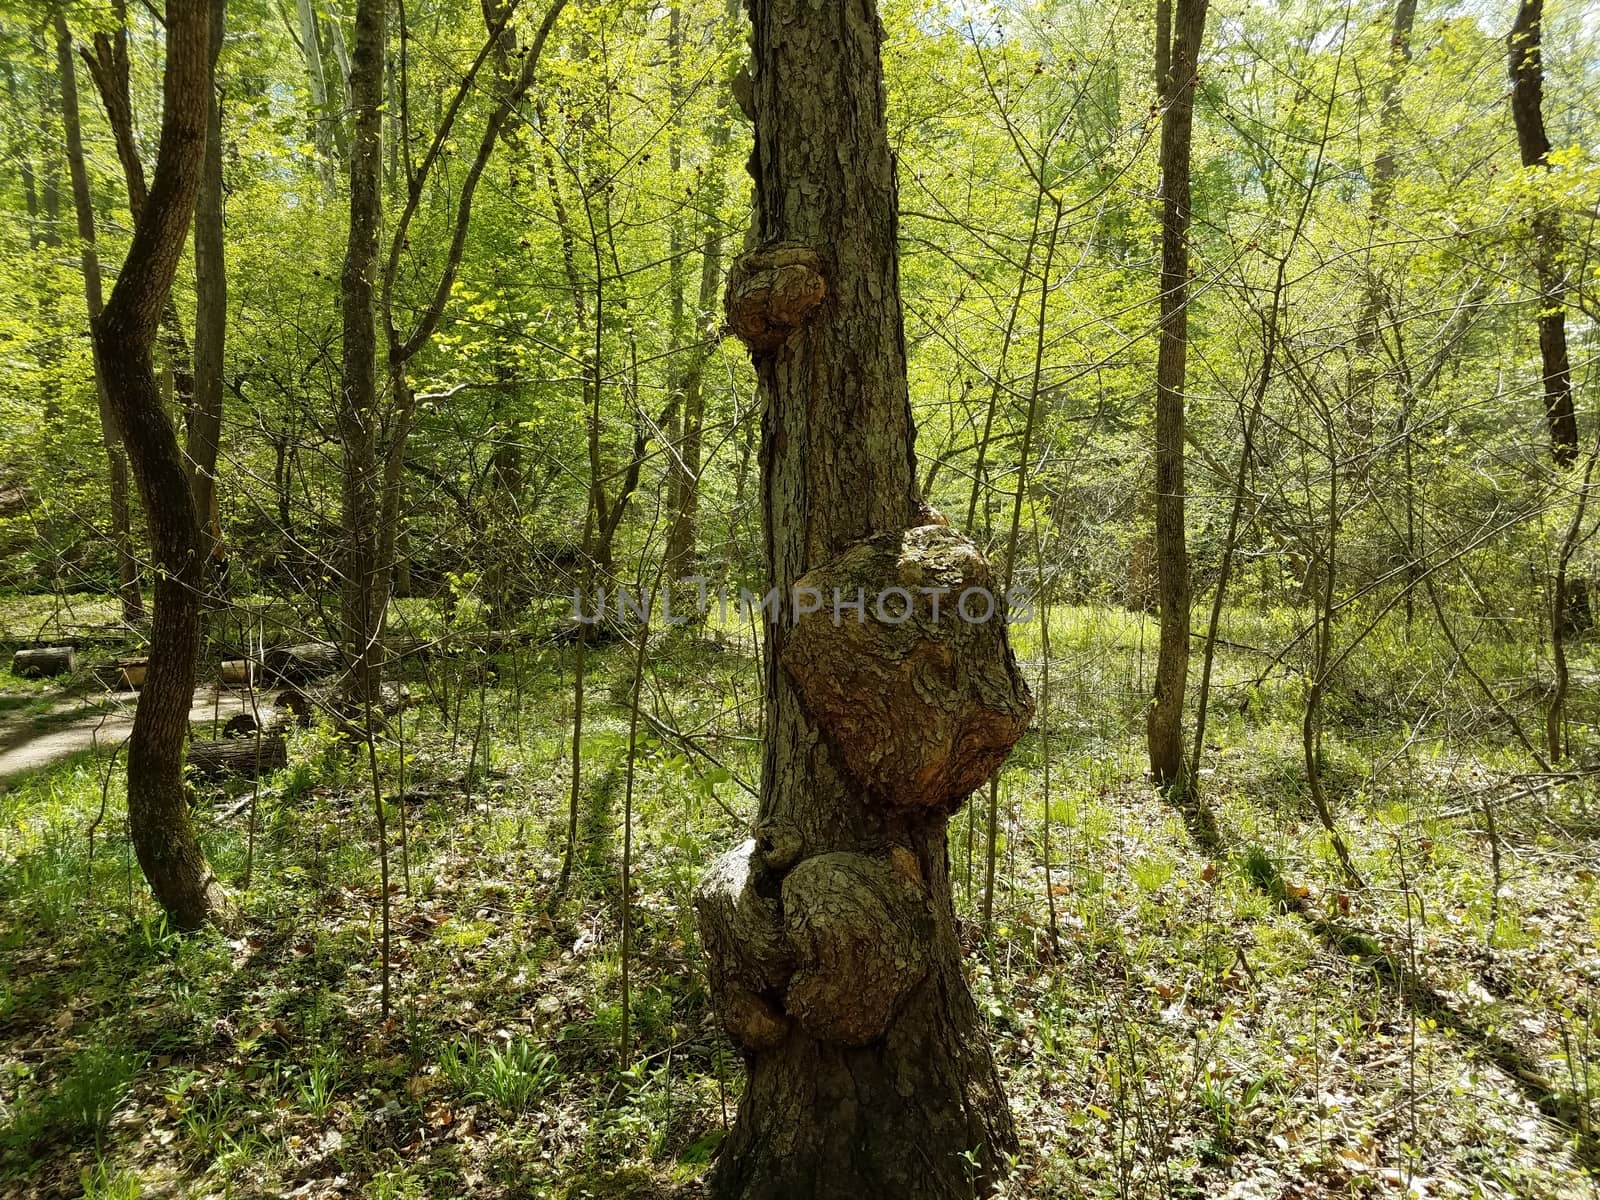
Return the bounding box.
[0,598,1593,1198]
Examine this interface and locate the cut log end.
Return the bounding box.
[12,647,76,678]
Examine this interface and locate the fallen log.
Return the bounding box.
[220,659,258,687]
[12,647,75,678]
[264,641,342,684]
[187,733,287,779]
[542,618,627,649]
[221,705,302,738]
[91,657,147,690]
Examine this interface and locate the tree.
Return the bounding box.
[1507,0,1577,470]
[1146,0,1207,789]
[336,0,385,710]
[693,0,1033,1194]
[338,0,566,709]
[189,0,227,577]
[52,4,142,621]
[662,0,739,583]
[91,0,229,932]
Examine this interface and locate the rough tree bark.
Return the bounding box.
[53,6,143,622]
[693,1,1030,1195]
[1146,0,1207,790]
[338,0,386,710]
[91,0,229,932]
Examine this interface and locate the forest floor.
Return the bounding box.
[0,598,1596,1200]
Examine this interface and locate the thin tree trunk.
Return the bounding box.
[91,0,228,932]
[1508,0,1589,639]
[5,61,41,247]
[663,0,737,581]
[294,0,342,190]
[1146,0,1207,790]
[1508,0,1578,469]
[54,9,143,622]
[1547,426,1600,760]
[695,0,1029,1193]
[190,0,227,580]
[338,0,386,709]
[84,10,199,445]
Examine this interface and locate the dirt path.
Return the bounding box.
[0,686,252,786]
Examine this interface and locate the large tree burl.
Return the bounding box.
[780,524,1034,810]
[724,243,826,354]
[694,840,794,1051]
[781,851,930,1046]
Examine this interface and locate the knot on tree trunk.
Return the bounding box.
[781,524,1034,810]
[695,839,794,1051]
[695,839,935,1049]
[781,850,930,1045]
[725,243,826,355]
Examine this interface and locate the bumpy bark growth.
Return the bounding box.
[781,525,1032,811]
[693,0,1026,1194]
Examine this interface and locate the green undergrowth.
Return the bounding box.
[0,606,1594,1198]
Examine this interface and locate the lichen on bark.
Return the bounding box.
[780,524,1034,810]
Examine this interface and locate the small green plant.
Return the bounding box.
[171,1077,245,1161]
[440,1036,557,1115]
[0,1043,144,1159]
[79,1159,142,1200]
[296,1058,338,1119]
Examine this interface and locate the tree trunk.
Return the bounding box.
[190,0,227,581]
[694,1,1029,1195]
[84,11,199,447]
[1508,0,1577,469]
[1508,0,1588,636]
[1351,0,1416,434]
[54,9,143,623]
[664,0,738,583]
[91,0,229,933]
[295,0,344,188]
[1146,0,1207,790]
[338,0,387,710]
